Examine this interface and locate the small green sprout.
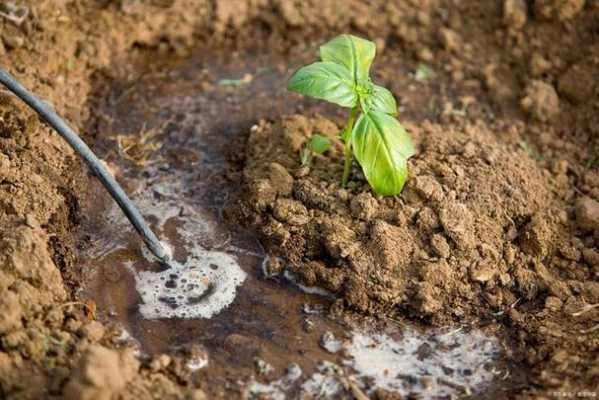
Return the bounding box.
[300,133,331,167]
[288,34,415,196]
[217,73,253,87]
[414,63,433,82]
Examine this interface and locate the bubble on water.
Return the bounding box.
[115,327,133,343]
[245,381,286,400]
[300,362,345,397]
[96,159,252,321]
[244,363,303,400]
[345,328,501,397]
[128,250,246,319]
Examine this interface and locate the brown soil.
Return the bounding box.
[231,0,599,397]
[237,116,554,319]
[0,0,598,398]
[235,113,598,394]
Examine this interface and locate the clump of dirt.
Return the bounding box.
[63,345,139,400]
[0,222,67,327]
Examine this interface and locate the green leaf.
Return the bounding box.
[300,134,332,166]
[319,34,376,84]
[288,61,357,108]
[351,111,415,196]
[361,85,397,116]
[309,134,331,154]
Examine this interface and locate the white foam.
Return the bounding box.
[241,328,500,398]
[100,167,216,255]
[115,327,133,343]
[97,137,253,320]
[345,329,500,397]
[130,250,246,319]
[300,362,344,397]
[320,331,343,353]
[244,363,303,400]
[245,381,286,400]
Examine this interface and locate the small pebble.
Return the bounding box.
[2,35,25,49]
[320,331,343,353]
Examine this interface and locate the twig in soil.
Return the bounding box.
[579,324,599,334]
[0,2,28,25]
[437,377,472,396]
[384,315,409,328]
[510,297,522,308]
[111,119,170,166]
[571,303,599,317]
[440,325,464,337]
[60,301,97,319]
[572,186,585,196]
[342,376,369,400]
[217,73,253,87]
[0,68,172,266]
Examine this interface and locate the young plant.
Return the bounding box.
[288,34,415,196]
[300,133,331,167]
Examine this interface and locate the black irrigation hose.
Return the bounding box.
[0,68,172,266]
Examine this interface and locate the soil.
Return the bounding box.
[0,0,598,399]
[237,115,553,320]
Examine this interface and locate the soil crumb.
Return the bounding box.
[64,345,139,400]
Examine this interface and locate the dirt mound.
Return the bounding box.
[0,223,67,325]
[233,109,599,393]
[235,115,564,322]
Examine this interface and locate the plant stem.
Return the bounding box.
[341,105,360,187]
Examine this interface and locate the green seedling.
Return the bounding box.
[288,34,415,196]
[300,133,331,167]
[414,63,433,82]
[217,73,253,87]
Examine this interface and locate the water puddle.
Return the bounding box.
[79,49,513,397]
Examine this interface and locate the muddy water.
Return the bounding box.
[80,50,512,398]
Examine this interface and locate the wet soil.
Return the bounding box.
[79,50,518,398]
[79,51,350,396]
